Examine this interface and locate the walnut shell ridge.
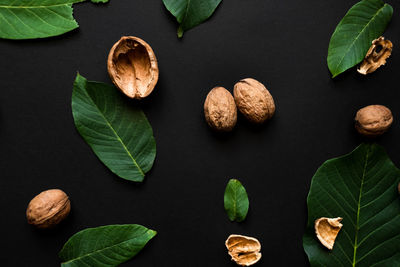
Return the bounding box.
[355,105,393,137]
[107,36,159,99]
[26,189,71,229]
[204,87,237,131]
[234,78,275,123]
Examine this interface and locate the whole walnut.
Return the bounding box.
[204,87,237,131]
[26,189,71,229]
[234,78,275,123]
[355,105,393,137]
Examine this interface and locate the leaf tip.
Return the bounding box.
[177,27,184,38]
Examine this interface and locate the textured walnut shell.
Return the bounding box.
[355,105,393,137]
[26,189,71,229]
[225,234,262,266]
[204,87,237,131]
[107,36,159,99]
[234,78,275,123]
[358,37,393,75]
[315,217,342,250]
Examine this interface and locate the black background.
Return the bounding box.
[1,0,400,266]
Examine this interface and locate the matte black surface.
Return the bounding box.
[1,0,400,266]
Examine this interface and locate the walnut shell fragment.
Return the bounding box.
[225,234,262,266]
[315,217,343,250]
[107,36,159,99]
[355,105,393,137]
[204,87,237,131]
[26,189,71,229]
[234,78,275,124]
[358,37,393,75]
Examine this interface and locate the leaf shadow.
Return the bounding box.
[0,29,81,46]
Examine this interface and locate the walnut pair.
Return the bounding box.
[204,78,275,131]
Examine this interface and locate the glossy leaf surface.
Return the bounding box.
[327,0,393,77]
[162,0,222,38]
[224,179,249,222]
[59,224,156,266]
[303,144,400,266]
[72,74,156,182]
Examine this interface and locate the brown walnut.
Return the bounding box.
[26,189,71,229]
[315,217,343,250]
[225,234,262,266]
[204,87,237,131]
[233,78,275,123]
[358,37,393,75]
[355,105,393,137]
[107,36,159,99]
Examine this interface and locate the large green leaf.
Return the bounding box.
[0,0,107,40]
[72,74,156,182]
[303,144,400,266]
[59,224,156,266]
[162,0,222,38]
[327,0,393,78]
[224,179,249,222]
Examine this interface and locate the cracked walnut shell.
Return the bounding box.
[355,105,393,137]
[107,36,159,99]
[234,78,275,124]
[204,87,237,131]
[315,217,343,250]
[225,234,262,266]
[26,189,71,229]
[358,37,393,75]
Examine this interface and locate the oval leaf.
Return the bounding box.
[162,0,222,38]
[59,224,156,266]
[303,144,400,266]
[72,74,156,182]
[224,179,249,222]
[327,0,393,78]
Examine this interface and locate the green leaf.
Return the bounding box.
[303,144,400,266]
[162,0,222,38]
[91,0,108,3]
[0,0,108,40]
[224,179,249,222]
[327,0,393,78]
[59,224,156,266]
[71,74,156,182]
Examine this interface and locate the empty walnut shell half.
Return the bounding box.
[358,37,393,75]
[107,36,159,99]
[315,217,343,250]
[355,105,393,137]
[225,234,262,266]
[26,189,71,229]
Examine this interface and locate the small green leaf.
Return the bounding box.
[162,0,222,38]
[303,143,400,266]
[91,0,108,3]
[327,0,393,78]
[224,179,249,222]
[71,74,156,182]
[59,224,156,266]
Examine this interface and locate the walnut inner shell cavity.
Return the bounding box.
[107,36,159,99]
[225,234,262,266]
